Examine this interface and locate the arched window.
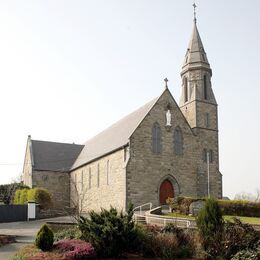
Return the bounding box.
[184,77,188,102]
[203,149,207,162]
[203,149,213,163]
[106,160,110,185]
[88,167,91,189]
[204,75,208,100]
[205,113,210,128]
[81,171,83,192]
[174,127,183,155]
[97,164,100,188]
[209,150,213,163]
[152,123,162,154]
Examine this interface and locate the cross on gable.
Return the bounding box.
[164,78,169,88]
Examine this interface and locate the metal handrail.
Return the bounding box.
[145,215,191,228]
[133,202,152,215]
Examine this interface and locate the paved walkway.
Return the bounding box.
[0,242,29,260]
[0,216,74,259]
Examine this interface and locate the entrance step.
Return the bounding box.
[134,214,146,225]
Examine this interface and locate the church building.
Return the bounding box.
[22,15,222,212]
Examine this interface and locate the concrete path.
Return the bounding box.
[0,216,74,259]
[0,242,29,260]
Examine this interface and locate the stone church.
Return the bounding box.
[22,17,222,212]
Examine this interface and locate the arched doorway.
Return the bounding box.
[159,179,174,204]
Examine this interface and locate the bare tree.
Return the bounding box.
[255,188,260,203]
[68,178,88,221]
[234,189,260,202]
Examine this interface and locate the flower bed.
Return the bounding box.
[55,239,96,259]
[13,240,96,260]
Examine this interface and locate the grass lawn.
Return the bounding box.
[165,212,260,225]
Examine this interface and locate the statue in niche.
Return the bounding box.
[166,109,172,126]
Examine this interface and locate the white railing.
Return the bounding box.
[133,202,152,216]
[145,215,191,228]
[133,203,192,228]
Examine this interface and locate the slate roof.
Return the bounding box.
[31,140,84,172]
[71,96,159,170]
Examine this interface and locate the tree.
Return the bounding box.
[234,189,260,202]
[64,176,88,221]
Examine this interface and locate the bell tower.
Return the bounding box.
[179,3,222,198]
[179,13,217,130]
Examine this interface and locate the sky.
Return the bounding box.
[0,0,259,199]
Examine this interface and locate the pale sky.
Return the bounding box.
[0,0,259,199]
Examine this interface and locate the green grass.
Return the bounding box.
[224,215,260,225]
[164,212,260,225]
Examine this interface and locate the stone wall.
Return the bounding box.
[126,89,199,208]
[70,149,126,213]
[32,170,70,211]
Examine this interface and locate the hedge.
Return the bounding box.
[218,200,260,218]
[167,196,260,217]
[14,187,52,209]
[0,183,29,204]
[14,188,30,204]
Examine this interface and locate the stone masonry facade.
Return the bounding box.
[70,149,126,212]
[126,89,222,208]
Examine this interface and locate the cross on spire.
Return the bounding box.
[164,78,169,89]
[193,1,197,23]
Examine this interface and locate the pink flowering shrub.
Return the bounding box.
[55,239,96,260]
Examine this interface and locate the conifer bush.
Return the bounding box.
[14,189,21,204]
[14,188,30,204]
[35,224,54,251]
[196,197,224,257]
[79,204,136,257]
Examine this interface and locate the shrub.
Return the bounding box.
[54,226,81,241]
[33,188,52,209]
[14,188,30,204]
[13,187,51,209]
[231,248,260,260]
[27,187,52,209]
[35,224,54,251]
[168,196,260,217]
[196,197,224,257]
[20,189,28,204]
[221,218,258,259]
[161,223,195,258]
[218,200,260,217]
[154,233,179,259]
[14,189,21,204]
[167,196,204,215]
[131,224,156,258]
[0,183,29,205]
[79,204,136,257]
[55,239,96,259]
[132,224,195,259]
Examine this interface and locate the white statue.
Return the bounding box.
[166,109,172,126]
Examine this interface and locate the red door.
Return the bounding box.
[159,179,174,204]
